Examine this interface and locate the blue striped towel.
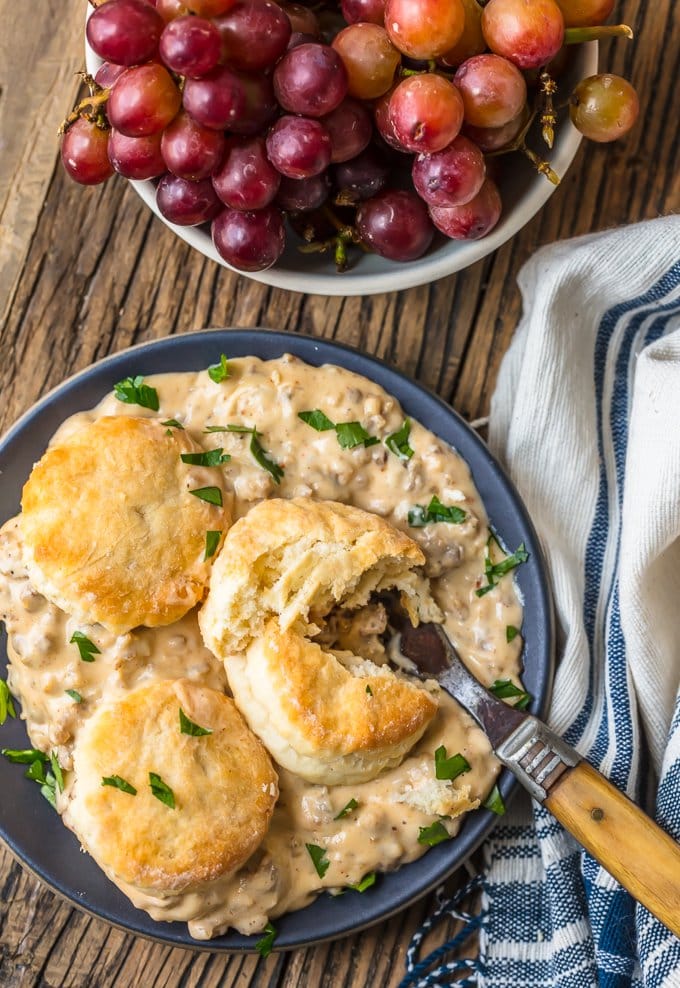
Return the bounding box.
[402,215,680,988]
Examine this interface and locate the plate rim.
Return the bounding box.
[0,328,554,952]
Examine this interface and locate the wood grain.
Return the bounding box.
[0,0,678,983]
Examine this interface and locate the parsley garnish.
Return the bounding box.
[335,421,379,449]
[476,537,529,597]
[207,354,229,383]
[489,679,531,710]
[334,798,358,820]
[255,922,277,958]
[180,448,230,467]
[41,775,58,809]
[250,432,284,483]
[65,689,82,703]
[305,843,330,878]
[70,631,100,663]
[417,821,451,846]
[348,872,376,892]
[25,759,48,783]
[205,424,257,433]
[483,784,506,815]
[385,420,414,462]
[204,530,222,560]
[434,745,470,781]
[179,707,212,737]
[162,419,184,429]
[102,774,137,795]
[50,752,64,792]
[2,748,59,810]
[408,495,466,528]
[0,680,16,724]
[149,772,175,808]
[298,409,335,431]
[189,486,223,506]
[506,625,520,643]
[113,375,159,411]
[1,747,46,764]
[365,684,373,696]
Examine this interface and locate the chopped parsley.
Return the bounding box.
[490,679,532,711]
[189,486,223,506]
[41,775,58,809]
[70,631,100,663]
[483,784,506,815]
[335,421,379,449]
[0,680,16,724]
[179,707,212,737]
[298,409,335,431]
[385,420,414,462]
[205,423,258,434]
[348,872,376,892]
[204,530,222,560]
[305,843,330,878]
[65,689,83,703]
[1,747,46,764]
[162,419,184,429]
[506,625,520,643]
[50,752,64,792]
[181,448,230,467]
[25,759,48,783]
[365,684,373,696]
[255,922,277,958]
[434,745,470,781]
[2,748,59,810]
[149,772,175,808]
[207,354,229,383]
[408,495,466,528]
[334,798,358,820]
[417,820,451,847]
[250,431,284,483]
[102,774,137,795]
[113,375,159,411]
[476,536,529,597]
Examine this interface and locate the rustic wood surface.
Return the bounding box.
[0,0,677,984]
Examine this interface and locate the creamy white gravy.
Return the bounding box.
[0,354,524,940]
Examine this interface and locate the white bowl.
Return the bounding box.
[85,34,597,296]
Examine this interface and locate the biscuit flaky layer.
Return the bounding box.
[67,680,278,893]
[200,497,442,785]
[21,416,228,633]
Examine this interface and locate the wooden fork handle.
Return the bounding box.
[545,760,680,937]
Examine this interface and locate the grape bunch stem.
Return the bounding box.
[59,73,110,135]
[564,24,633,44]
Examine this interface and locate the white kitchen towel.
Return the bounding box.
[479,214,680,988]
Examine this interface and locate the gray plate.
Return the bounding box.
[0,329,554,951]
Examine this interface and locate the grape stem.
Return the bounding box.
[564,24,634,43]
[539,70,557,150]
[59,73,110,135]
[297,206,368,272]
[487,109,560,186]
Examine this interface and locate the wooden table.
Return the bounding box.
[0,2,676,985]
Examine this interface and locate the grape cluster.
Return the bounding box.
[61,0,639,273]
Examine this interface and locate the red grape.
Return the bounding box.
[569,73,639,142]
[454,54,527,128]
[95,62,127,90]
[463,106,528,150]
[61,119,114,185]
[214,0,291,71]
[156,174,223,224]
[182,66,247,130]
[388,74,464,153]
[274,43,348,117]
[341,0,385,25]
[356,189,434,260]
[229,73,278,135]
[161,111,226,180]
[159,16,221,77]
[213,136,281,209]
[276,173,330,211]
[322,99,372,163]
[482,0,564,70]
[185,0,237,14]
[108,129,166,179]
[280,2,320,35]
[156,0,189,20]
[555,0,614,26]
[332,24,401,100]
[212,206,286,271]
[334,147,388,201]
[266,116,332,179]
[374,88,407,151]
[412,135,485,207]
[439,0,486,66]
[384,0,465,59]
[108,64,181,137]
[429,177,501,239]
[87,0,164,66]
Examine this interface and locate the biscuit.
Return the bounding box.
[200,498,442,785]
[21,416,229,633]
[65,679,278,893]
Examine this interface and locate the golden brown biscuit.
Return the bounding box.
[64,679,278,893]
[200,498,442,785]
[21,416,228,633]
